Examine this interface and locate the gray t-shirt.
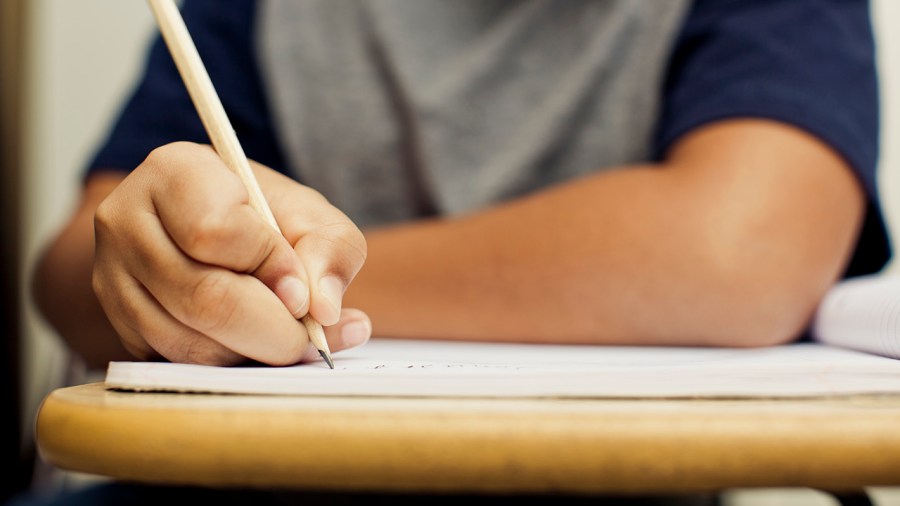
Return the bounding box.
[259,1,690,227]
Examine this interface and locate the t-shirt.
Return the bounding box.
[87,0,891,278]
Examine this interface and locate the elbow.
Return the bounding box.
[696,297,812,349]
[30,229,113,370]
[30,244,74,348]
[683,257,835,349]
[31,244,59,333]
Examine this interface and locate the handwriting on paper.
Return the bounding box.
[346,362,530,371]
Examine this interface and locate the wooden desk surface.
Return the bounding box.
[36,383,900,494]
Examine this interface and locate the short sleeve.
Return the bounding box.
[86,0,287,176]
[654,0,891,278]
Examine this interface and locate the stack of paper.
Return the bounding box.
[106,338,900,398]
[811,273,900,359]
[105,273,900,398]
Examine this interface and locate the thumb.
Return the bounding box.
[301,308,372,363]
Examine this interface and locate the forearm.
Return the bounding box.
[32,173,132,369]
[345,121,864,346]
[348,167,759,345]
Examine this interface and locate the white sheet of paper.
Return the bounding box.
[812,273,900,359]
[105,339,900,398]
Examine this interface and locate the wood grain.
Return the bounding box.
[36,383,900,493]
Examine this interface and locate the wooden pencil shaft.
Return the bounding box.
[146,0,277,229]
[146,0,332,360]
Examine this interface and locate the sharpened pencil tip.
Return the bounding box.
[319,349,335,369]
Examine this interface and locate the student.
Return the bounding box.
[33,0,891,370]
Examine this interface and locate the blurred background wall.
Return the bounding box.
[876,0,900,272]
[17,0,156,497]
[8,0,900,504]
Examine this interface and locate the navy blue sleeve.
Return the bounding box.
[86,0,287,175]
[655,0,891,278]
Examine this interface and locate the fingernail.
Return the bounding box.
[318,275,345,325]
[275,276,308,317]
[340,320,370,348]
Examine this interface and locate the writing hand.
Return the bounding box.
[92,142,370,366]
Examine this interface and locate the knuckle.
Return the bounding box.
[93,199,110,227]
[145,141,200,167]
[143,142,214,182]
[93,198,116,237]
[90,270,108,303]
[178,338,234,366]
[344,226,368,263]
[182,340,205,364]
[104,295,159,362]
[116,293,146,329]
[188,271,240,335]
[244,224,283,273]
[143,144,178,173]
[319,223,368,274]
[185,212,233,258]
[295,184,329,204]
[121,338,156,362]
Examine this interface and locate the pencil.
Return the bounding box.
[146,0,335,369]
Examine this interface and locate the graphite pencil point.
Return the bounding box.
[320,349,335,369]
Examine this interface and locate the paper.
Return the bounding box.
[106,338,900,398]
[811,273,900,359]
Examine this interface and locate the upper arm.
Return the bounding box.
[655,0,890,280]
[661,118,864,345]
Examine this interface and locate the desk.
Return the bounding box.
[35,383,900,495]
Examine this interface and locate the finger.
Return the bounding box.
[97,269,245,366]
[143,269,312,366]
[144,143,311,317]
[300,308,372,363]
[256,165,367,326]
[300,228,365,327]
[140,263,312,366]
[106,196,311,366]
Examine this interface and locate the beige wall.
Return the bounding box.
[18,1,900,502]
[875,0,900,274]
[21,0,155,474]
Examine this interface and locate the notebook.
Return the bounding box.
[810,272,900,359]
[105,273,900,398]
[105,339,900,398]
